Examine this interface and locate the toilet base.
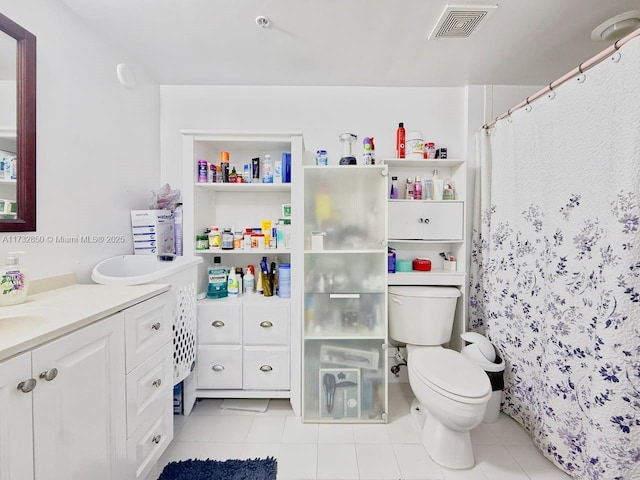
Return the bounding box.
[410,399,475,470]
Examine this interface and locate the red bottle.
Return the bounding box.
[396,122,405,158]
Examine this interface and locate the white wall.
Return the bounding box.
[0,80,16,127]
[0,0,160,282]
[160,86,466,189]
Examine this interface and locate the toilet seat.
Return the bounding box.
[409,348,491,404]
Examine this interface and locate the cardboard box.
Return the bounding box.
[319,368,360,419]
[131,210,175,255]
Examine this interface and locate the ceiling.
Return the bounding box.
[57,0,640,87]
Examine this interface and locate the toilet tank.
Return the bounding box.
[388,286,461,345]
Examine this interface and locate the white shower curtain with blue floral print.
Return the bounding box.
[469,39,640,479]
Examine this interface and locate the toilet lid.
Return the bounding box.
[409,348,491,400]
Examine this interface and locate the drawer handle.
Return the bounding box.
[260,365,273,372]
[39,368,58,382]
[152,434,161,444]
[329,293,360,299]
[419,218,430,224]
[260,321,273,328]
[151,322,161,330]
[212,364,225,372]
[212,320,225,327]
[17,378,37,393]
[152,378,162,388]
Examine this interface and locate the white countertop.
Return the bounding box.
[0,281,170,362]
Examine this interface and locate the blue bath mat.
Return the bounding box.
[158,457,277,480]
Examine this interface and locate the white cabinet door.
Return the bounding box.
[0,353,34,480]
[31,314,127,480]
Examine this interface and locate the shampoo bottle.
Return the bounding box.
[432,169,444,201]
[244,265,255,294]
[0,252,29,306]
[227,267,239,297]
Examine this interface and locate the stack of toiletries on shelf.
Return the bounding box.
[391,122,454,201]
[315,133,377,166]
[195,214,291,253]
[390,170,455,201]
[207,254,290,300]
[197,151,292,184]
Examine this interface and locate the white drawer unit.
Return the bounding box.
[198,301,242,344]
[388,201,463,240]
[243,303,289,346]
[125,293,172,373]
[127,407,173,480]
[195,298,291,395]
[126,343,173,436]
[243,347,290,390]
[197,345,243,389]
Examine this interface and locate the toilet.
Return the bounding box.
[388,286,491,470]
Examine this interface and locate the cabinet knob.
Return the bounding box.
[39,368,58,382]
[17,378,37,393]
[260,365,273,372]
[212,320,225,328]
[259,321,273,328]
[152,434,161,444]
[151,322,161,330]
[419,218,430,224]
[152,378,162,388]
[212,364,225,372]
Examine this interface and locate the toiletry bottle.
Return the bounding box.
[197,160,208,183]
[390,176,398,199]
[207,256,228,299]
[424,177,433,200]
[262,155,274,183]
[229,166,238,183]
[235,267,244,296]
[220,151,230,183]
[363,137,375,165]
[0,251,29,306]
[432,169,444,201]
[274,156,283,183]
[208,163,216,183]
[405,177,414,200]
[244,265,255,294]
[414,176,423,200]
[396,122,405,158]
[227,267,239,297]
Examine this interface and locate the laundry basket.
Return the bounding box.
[91,254,203,384]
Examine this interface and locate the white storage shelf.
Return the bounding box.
[382,156,467,352]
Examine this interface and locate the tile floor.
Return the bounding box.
[153,383,572,480]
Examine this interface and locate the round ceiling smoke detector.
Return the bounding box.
[255,16,271,28]
[591,10,640,42]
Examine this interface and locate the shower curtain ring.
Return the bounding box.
[578,62,584,74]
[547,82,556,100]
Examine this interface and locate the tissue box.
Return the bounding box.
[131,210,174,255]
[319,368,360,419]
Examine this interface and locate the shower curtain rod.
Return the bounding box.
[482,28,640,129]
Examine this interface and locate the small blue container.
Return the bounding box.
[278,263,291,298]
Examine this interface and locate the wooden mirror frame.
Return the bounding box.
[0,12,36,232]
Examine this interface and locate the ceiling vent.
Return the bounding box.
[428,4,498,39]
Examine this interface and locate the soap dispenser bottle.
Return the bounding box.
[0,251,29,306]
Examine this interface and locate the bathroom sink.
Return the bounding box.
[91,255,203,286]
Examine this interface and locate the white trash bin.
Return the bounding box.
[461,332,505,423]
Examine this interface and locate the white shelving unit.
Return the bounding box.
[381,157,467,351]
[181,131,304,416]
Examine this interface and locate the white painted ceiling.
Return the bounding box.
[58,0,640,87]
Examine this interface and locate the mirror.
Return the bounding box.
[0,12,35,231]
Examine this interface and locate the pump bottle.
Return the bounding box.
[0,252,29,306]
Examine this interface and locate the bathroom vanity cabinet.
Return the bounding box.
[0,285,172,480]
[181,131,304,415]
[301,164,389,423]
[382,158,467,351]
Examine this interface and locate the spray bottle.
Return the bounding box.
[363,137,376,165]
